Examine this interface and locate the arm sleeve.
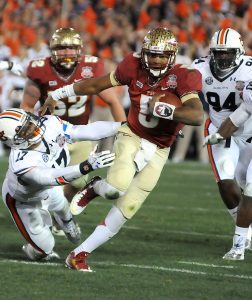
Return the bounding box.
[21,164,83,186]
[229,102,252,127]
[70,121,122,142]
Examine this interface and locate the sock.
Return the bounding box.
[247,225,252,240]
[235,225,248,238]
[53,198,72,222]
[74,206,127,254]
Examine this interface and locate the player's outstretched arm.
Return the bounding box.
[20,148,115,187]
[39,74,113,116]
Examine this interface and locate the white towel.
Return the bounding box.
[134,138,157,172]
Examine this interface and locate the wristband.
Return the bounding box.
[79,160,93,175]
[153,102,176,120]
[50,84,76,101]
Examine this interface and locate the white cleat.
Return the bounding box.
[22,244,60,261]
[223,247,244,261]
[223,234,245,261]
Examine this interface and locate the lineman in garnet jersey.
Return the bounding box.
[0,108,120,261]
[40,27,204,272]
[192,28,252,255]
[20,28,126,210]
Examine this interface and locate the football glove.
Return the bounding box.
[9,61,24,76]
[203,133,224,146]
[88,144,115,170]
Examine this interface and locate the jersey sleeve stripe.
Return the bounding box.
[56,176,70,185]
[14,167,35,176]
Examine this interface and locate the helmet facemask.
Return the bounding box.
[50,28,83,72]
[13,113,45,149]
[141,28,178,78]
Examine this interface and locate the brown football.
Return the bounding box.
[158,92,182,107]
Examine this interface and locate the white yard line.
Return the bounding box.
[1,259,251,280]
[178,261,236,269]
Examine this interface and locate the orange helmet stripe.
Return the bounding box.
[217,28,229,45]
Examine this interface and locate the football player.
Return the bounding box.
[20,28,126,230]
[204,81,252,260]
[40,27,204,272]
[192,28,252,254]
[0,108,121,261]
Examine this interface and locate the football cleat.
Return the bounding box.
[53,214,81,244]
[223,234,245,261]
[65,251,93,272]
[223,247,244,261]
[22,244,60,261]
[70,176,101,215]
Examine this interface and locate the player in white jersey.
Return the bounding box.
[192,28,252,241]
[0,108,120,261]
[204,82,252,260]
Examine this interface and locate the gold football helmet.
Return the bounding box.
[141,28,178,78]
[50,27,83,70]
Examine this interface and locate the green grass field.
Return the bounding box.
[1,156,252,300]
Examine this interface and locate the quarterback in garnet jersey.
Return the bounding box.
[20,28,126,220]
[41,27,203,272]
[115,53,201,148]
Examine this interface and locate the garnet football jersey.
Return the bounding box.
[27,55,105,125]
[114,53,202,148]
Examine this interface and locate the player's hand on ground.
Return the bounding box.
[203,133,224,146]
[39,94,57,115]
[88,144,115,170]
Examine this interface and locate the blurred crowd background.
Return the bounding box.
[0,0,251,161]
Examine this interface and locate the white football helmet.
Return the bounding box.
[141,27,178,78]
[210,28,245,76]
[0,108,45,149]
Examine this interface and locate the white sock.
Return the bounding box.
[235,225,248,238]
[247,225,252,240]
[228,206,238,221]
[74,206,127,254]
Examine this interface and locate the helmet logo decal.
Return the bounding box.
[0,130,7,142]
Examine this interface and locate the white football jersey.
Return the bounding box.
[192,55,252,136]
[4,115,71,202]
